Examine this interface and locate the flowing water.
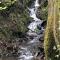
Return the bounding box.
[18,0,44,60]
[0,0,44,60]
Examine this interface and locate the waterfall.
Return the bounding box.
[18,0,44,60]
[35,0,39,7]
[28,0,43,31]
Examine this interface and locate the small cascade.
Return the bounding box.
[28,0,43,31]
[18,0,44,60]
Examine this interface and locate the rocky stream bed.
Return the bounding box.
[0,0,47,60]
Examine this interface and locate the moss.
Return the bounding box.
[0,0,30,33]
[44,0,60,60]
[37,0,48,21]
[0,0,17,10]
[0,0,31,56]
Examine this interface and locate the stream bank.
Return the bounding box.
[0,0,48,60]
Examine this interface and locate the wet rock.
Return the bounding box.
[12,31,26,38]
[7,46,13,52]
[37,25,42,30]
[39,34,44,42]
[27,30,37,37]
[28,0,35,8]
[38,47,44,53]
[41,20,47,28]
[37,30,44,35]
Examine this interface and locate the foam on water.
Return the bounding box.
[18,0,44,60]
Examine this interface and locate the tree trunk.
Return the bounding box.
[44,0,60,60]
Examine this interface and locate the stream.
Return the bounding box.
[0,0,44,60]
[18,0,44,60]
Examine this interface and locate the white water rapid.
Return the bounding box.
[18,0,44,60]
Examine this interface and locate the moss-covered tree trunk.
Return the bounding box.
[0,0,31,56]
[44,0,60,60]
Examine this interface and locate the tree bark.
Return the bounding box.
[44,0,60,60]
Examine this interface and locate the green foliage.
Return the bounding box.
[0,0,31,56]
[0,0,17,10]
[0,0,32,41]
[37,0,48,21]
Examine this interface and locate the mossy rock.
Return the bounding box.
[0,0,31,56]
[0,0,32,39]
[37,0,48,21]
